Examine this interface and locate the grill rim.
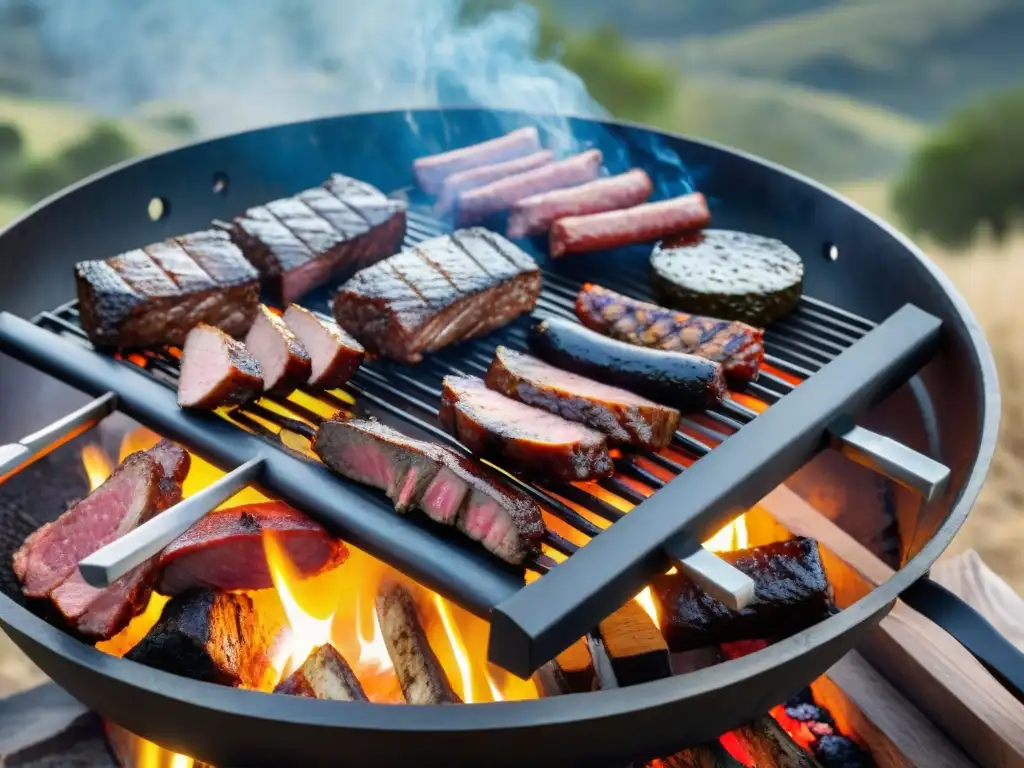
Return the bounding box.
[0,107,1000,762]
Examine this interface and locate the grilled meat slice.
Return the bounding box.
[282,304,364,388]
[228,174,406,304]
[274,644,368,701]
[376,582,461,704]
[157,502,348,596]
[75,228,260,349]
[651,537,834,652]
[245,305,311,394]
[440,375,613,482]
[414,127,542,194]
[177,323,263,409]
[332,228,541,364]
[437,150,554,211]
[486,346,679,450]
[313,418,544,564]
[576,284,765,382]
[125,588,276,688]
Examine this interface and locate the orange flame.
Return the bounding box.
[434,593,475,703]
[81,443,113,491]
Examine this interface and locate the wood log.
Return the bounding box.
[273,643,367,702]
[552,636,594,693]
[657,741,745,768]
[732,716,822,768]
[758,485,1024,768]
[597,598,671,684]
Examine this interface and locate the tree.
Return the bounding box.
[892,88,1024,249]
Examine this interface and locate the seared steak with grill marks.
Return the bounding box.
[313,417,544,564]
[282,304,364,388]
[178,323,263,409]
[157,502,348,596]
[245,305,311,394]
[274,644,367,701]
[486,346,679,450]
[440,375,613,482]
[75,228,260,349]
[228,174,406,304]
[332,228,541,364]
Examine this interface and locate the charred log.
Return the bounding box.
[733,717,824,768]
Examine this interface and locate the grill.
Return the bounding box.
[0,107,1009,767]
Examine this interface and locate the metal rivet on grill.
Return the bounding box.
[147,197,169,222]
[212,172,229,196]
[826,243,840,261]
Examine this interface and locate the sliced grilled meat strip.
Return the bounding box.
[440,375,613,482]
[576,284,765,382]
[376,581,461,704]
[282,304,364,388]
[177,323,263,409]
[437,149,554,211]
[486,346,680,450]
[333,228,541,364]
[274,644,368,701]
[414,127,542,194]
[313,418,544,564]
[228,174,406,304]
[75,228,260,349]
[245,305,311,395]
[157,502,348,596]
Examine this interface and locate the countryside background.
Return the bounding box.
[1,0,1023,689]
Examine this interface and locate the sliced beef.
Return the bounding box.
[244,304,311,394]
[76,228,260,349]
[282,304,365,388]
[486,346,680,450]
[125,588,276,688]
[375,581,461,704]
[157,502,348,595]
[177,323,263,409]
[332,228,541,364]
[228,174,406,304]
[413,127,542,194]
[274,644,367,701]
[440,375,613,482]
[313,418,544,564]
[437,149,554,210]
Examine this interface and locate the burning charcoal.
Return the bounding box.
[125,588,275,689]
[814,734,872,768]
[597,599,671,686]
[375,582,461,705]
[651,537,834,652]
[733,718,823,768]
[274,644,367,702]
[659,742,745,768]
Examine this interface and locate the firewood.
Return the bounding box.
[274,644,367,702]
[732,716,822,768]
[552,636,594,693]
[659,741,744,767]
[597,598,671,685]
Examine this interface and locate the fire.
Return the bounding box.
[81,443,113,491]
[434,593,475,703]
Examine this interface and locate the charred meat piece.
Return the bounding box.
[177,323,263,409]
[414,127,542,194]
[375,582,461,704]
[529,317,727,412]
[457,150,603,225]
[333,228,541,364]
[125,588,276,688]
[440,375,613,482]
[550,192,710,258]
[507,169,653,238]
[486,346,679,450]
[274,644,368,701]
[651,537,834,652]
[75,228,260,349]
[157,502,348,596]
[228,174,406,305]
[282,304,365,388]
[313,418,545,564]
[437,150,554,211]
[576,284,765,382]
[244,305,311,394]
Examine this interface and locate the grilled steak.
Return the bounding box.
[576,284,765,382]
[332,228,541,364]
[274,644,368,701]
[125,588,276,688]
[313,417,544,564]
[440,375,613,482]
[228,174,406,304]
[485,346,679,450]
[376,581,461,704]
[282,304,364,388]
[414,127,542,194]
[157,502,348,595]
[75,228,260,349]
[245,305,311,394]
[177,323,263,409]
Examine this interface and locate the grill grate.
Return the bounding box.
[31,208,874,577]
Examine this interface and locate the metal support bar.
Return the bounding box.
[663,538,756,611]
[489,304,942,676]
[0,392,117,482]
[78,457,266,588]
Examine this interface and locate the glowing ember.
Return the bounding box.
[81,443,113,491]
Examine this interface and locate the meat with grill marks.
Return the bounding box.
[440,374,613,482]
[75,228,260,349]
[228,174,407,304]
[332,228,541,364]
[313,417,545,564]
